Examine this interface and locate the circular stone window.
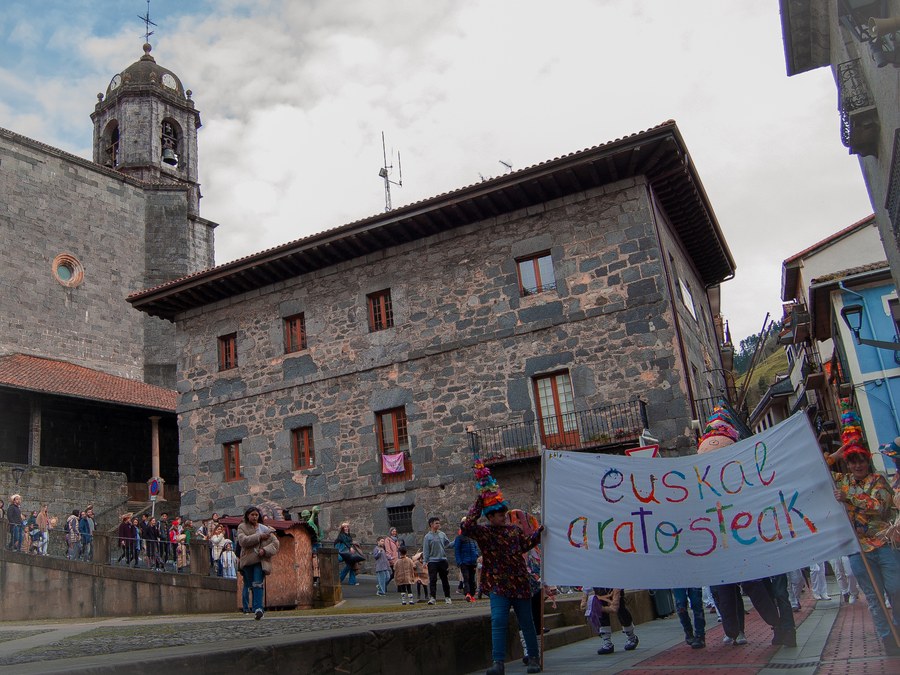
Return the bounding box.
[52,253,84,288]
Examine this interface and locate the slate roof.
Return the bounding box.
[0,353,176,412]
[128,120,737,321]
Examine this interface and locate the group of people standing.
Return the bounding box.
[3,496,55,556]
[112,511,216,572]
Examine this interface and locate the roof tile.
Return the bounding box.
[0,354,176,412]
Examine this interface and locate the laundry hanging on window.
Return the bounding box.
[382,452,405,474]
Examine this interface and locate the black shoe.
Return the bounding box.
[691,636,706,649]
[485,661,505,675]
[254,608,264,620]
[684,632,694,646]
[525,656,542,674]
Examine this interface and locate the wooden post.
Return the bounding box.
[28,397,41,466]
[149,416,163,500]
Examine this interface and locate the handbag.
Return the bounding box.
[340,550,365,564]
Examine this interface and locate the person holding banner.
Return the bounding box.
[462,462,543,675]
[827,437,900,656]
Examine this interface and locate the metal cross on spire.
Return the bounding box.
[138,0,157,44]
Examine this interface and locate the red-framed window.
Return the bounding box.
[292,426,315,470]
[367,289,394,332]
[283,313,307,353]
[223,441,243,481]
[218,333,237,371]
[377,407,412,483]
[533,371,580,449]
[516,252,556,296]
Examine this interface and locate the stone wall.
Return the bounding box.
[0,128,214,391]
[175,179,722,541]
[0,131,148,380]
[0,547,233,620]
[0,463,128,531]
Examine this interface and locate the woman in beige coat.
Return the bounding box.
[237,506,280,620]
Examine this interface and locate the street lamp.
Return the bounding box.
[840,304,900,351]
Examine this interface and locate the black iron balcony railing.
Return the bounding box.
[837,59,880,157]
[469,400,648,465]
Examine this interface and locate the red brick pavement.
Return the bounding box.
[618,604,814,674]
[817,596,899,675]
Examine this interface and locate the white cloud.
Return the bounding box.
[0,0,876,345]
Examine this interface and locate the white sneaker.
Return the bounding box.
[722,636,734,645]
[427,597,436,605]
[734,632,747,645]
[849,595,857,604]
[445,597,452,604]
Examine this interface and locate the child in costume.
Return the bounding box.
[412,550,430,602]
[461,460,543,675]
[393,546,416,605]
[580,587,639,654]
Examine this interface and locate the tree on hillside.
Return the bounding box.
[733,320,783,376]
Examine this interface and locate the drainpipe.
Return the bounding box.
[837,282,900,442]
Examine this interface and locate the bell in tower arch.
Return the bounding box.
[161,121,179,166]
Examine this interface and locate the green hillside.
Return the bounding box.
[735,348,790,412]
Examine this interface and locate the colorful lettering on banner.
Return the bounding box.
[543,413,860,589]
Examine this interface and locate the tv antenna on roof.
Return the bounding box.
[139,0,157,44]
[499,160,513,173]
[378,132,402,212]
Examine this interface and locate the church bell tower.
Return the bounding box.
[90,43,202,211]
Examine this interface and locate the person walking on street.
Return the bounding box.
[673,588,706,649]
[423,516,452,605]
[65,510,80,559]
[372,536,391,596]
[384,526,404,584]
[462,489,543,675]
[78,509,94,561]
[582,588,640,655]
[237,505,280,620]
[36,505,50,556]
[334,522,362,586]
[454,518,480,602]
[394,546,416,605]
[827,425,900,656]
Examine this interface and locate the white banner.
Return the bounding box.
[542,413,860,589]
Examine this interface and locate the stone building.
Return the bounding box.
[130,121,736,542]
[0,44,215,494]
[779,0,900,300]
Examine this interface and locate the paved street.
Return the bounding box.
[0,576,894,673]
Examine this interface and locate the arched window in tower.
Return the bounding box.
[161,119,180,167]
[102,121,120,168]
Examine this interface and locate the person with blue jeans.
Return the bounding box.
[237,505,280,620]
[372,537,391,596]
[673,588,706,649]
[828,435,900,656]
[7,495,23,552]
[334,521,360,585]
[462,493,543,674]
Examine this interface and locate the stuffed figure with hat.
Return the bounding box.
[839,397,871,462]
[474,459,509,515]
[697,405,741,455]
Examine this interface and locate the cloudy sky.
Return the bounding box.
[0,0,875,344]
